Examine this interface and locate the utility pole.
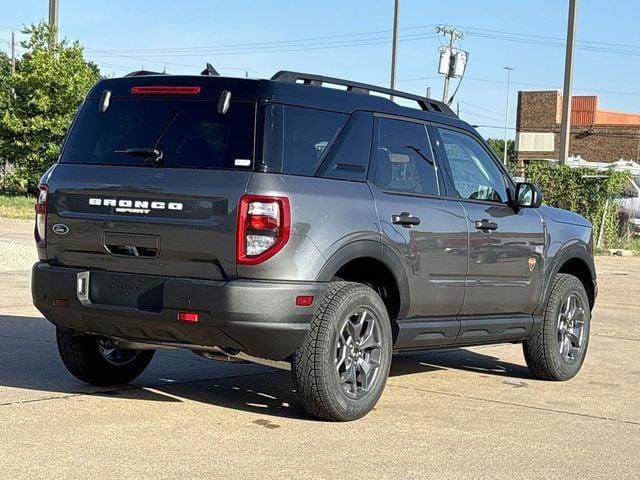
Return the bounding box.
[503,67,515,165]
[389,0,399,101]
[10,30,15,75]
[437,25,464,103]
[559,0,578,165]
[48,0,60,43]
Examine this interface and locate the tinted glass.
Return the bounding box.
[61,99,255,169]
[318,112,373,181]
[438,129,508,203]
[373,118,438,196]
[262,104,347,176]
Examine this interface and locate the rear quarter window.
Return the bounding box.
[262,104,347,176]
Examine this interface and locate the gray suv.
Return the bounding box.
[31,70,596,421]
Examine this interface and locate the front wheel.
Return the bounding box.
[523,274,591,381]
[56,329,155,386]
[291,282,393,421]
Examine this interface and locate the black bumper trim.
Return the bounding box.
[32,262,327,360]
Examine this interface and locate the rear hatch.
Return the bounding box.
[43,76,258,281]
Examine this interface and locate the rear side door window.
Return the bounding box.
[436,128,508,203]
[371,117,439,196]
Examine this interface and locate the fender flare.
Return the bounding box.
[535,241,596,316]
[316,240,411,319]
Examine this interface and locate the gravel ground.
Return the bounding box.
[0,218,37,272]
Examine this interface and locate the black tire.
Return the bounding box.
[523,274,591,381]
[56,329,155,386]
[291,281,393,421]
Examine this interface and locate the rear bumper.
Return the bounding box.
[32,262,327,360]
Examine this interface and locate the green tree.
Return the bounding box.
[486,138,515,169]
[0,22,100,193]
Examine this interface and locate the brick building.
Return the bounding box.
[515,91,640,167]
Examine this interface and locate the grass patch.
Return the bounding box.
[0,195,34,219]
[598,235,640,255]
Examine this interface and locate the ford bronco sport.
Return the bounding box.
[31,70,596,421]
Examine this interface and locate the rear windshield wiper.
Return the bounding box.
[114,147,164,166]
[112,109,177,167]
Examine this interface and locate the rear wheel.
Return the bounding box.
[291,282,392,421]
[56,329,155,386]
[523,274,591,381]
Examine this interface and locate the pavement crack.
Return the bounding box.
[386,382,640,426]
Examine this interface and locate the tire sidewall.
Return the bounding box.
[546,276,591,379]
[321,287,393,420]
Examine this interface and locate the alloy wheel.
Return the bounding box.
[97,340,141,366]
[557,293,585,363]
[334,309,382,398]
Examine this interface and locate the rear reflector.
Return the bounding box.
[53,298,69,308]
[177,312,199,323]
[296,295,314,307]
[131,86,201,95]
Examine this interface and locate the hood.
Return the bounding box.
[539,206,592,228]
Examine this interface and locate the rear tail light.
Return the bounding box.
[237,195,290,265]
[34,184,48,247]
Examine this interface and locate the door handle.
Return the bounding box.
[392,212,421,227]
[474,218,498,232]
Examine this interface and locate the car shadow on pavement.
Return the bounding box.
[0,314,531,420]
[390,348,532,380]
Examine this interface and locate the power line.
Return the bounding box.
[459,100,503,117]
[86,24,438,54]
[458,109,504,123]
[460,25,640,52]
[88,33,440,60]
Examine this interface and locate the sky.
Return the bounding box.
[2,0,640,140]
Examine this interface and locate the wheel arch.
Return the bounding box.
[539,242,596,314]
[316,241,411,323]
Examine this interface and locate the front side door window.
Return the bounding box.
[437,128,508,203]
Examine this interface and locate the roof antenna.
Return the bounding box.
[201,63,220,76]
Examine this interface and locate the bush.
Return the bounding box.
[525,160,631,248]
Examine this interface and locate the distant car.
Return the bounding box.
[31,70,596,421]
[616,175,640,236]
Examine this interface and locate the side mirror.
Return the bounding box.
[516,182,543,208]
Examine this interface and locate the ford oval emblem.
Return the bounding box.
[52,223,69,235]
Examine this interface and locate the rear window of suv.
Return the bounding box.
[60,99,255,169]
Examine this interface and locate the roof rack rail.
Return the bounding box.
[271,70,456,117]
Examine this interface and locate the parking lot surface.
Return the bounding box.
[1,218,639,479]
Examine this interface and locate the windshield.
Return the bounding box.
[60,98,255,169]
